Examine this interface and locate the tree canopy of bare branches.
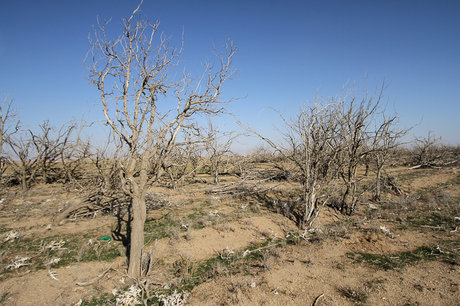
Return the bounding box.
[5,121,88,191]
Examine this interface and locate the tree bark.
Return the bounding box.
[127,192,146,278]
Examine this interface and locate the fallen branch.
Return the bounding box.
[53,199,88,225]
[76,268,111,286]
[48,269,59,281]
[242,243,281,258]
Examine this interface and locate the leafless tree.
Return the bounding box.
[285,102,342,226]
[244,100,342,227]
[162,132,202,189]
[335,88,385,214]
[369,115,409,200]
[29,121,72,183]
[87,2,236,277]
[409,132,458,168]
[203,119,238,184]
[6,136,37,191]
[58,123,92,184]
[335,84,408,213]
[0,95,20,177]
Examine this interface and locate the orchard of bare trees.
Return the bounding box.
[1,3,459,305]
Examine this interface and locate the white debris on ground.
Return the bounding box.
[3,230,19,242]
[219,246,235,260]
[7,256,31,270]
[379,225,394,238]
[41,240,67,252]
[155,290,189,306]
[208,210,219,217]
[45,257,61,267]
[113,286,142,306]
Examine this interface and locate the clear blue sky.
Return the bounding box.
[1,0,459,150]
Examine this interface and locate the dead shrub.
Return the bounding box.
[337,286,368,303]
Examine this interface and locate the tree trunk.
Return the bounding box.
[213,160,219,184]
[213,167,219,184]
[303,186,316,227]
[21,169,28,192]
[127,192,146,278]
[375,166,382,201]
[341,183,353,214]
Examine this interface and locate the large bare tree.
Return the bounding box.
[88,3,236,277]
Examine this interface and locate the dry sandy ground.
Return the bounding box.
[0,168,459,305]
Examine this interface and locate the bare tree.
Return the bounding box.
[244,101,341,227]
[335,88,384,214]
[162,132,202,189]
[87,3,236,278]
[6,136,37,191]
[0,95,20,177]
[58,123,92,184]
[285,102,341,226]
[409,132,458,168]
[29,121,74,184]
[335,85,408,212]
[369,115,409,200]
[203,119,238,184]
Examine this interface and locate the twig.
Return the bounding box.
[312,293,324,306]
[420,225,442,229]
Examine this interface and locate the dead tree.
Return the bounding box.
[244,101,341,227]
[409,132,456,168]
[58,123,91,184]
[87,3,236,278]
[285,102,341,226]
[6,137,38,191]
[28,121,71,183]
[369,115,409,200]
[336,87,383,214]
[162,129,203,189]
[0,95,20,177]
[203,119,237,184]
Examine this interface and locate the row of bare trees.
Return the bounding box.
[0,112,90,191]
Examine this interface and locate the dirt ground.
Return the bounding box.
[0,167,459,305]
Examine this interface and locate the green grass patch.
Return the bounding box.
[394,172,424,182]
[406,213,454,229]
[81,293,115,306]
[1,230,121,275]
[347,245,458,270]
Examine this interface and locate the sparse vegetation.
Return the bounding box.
[0,3,459,306]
